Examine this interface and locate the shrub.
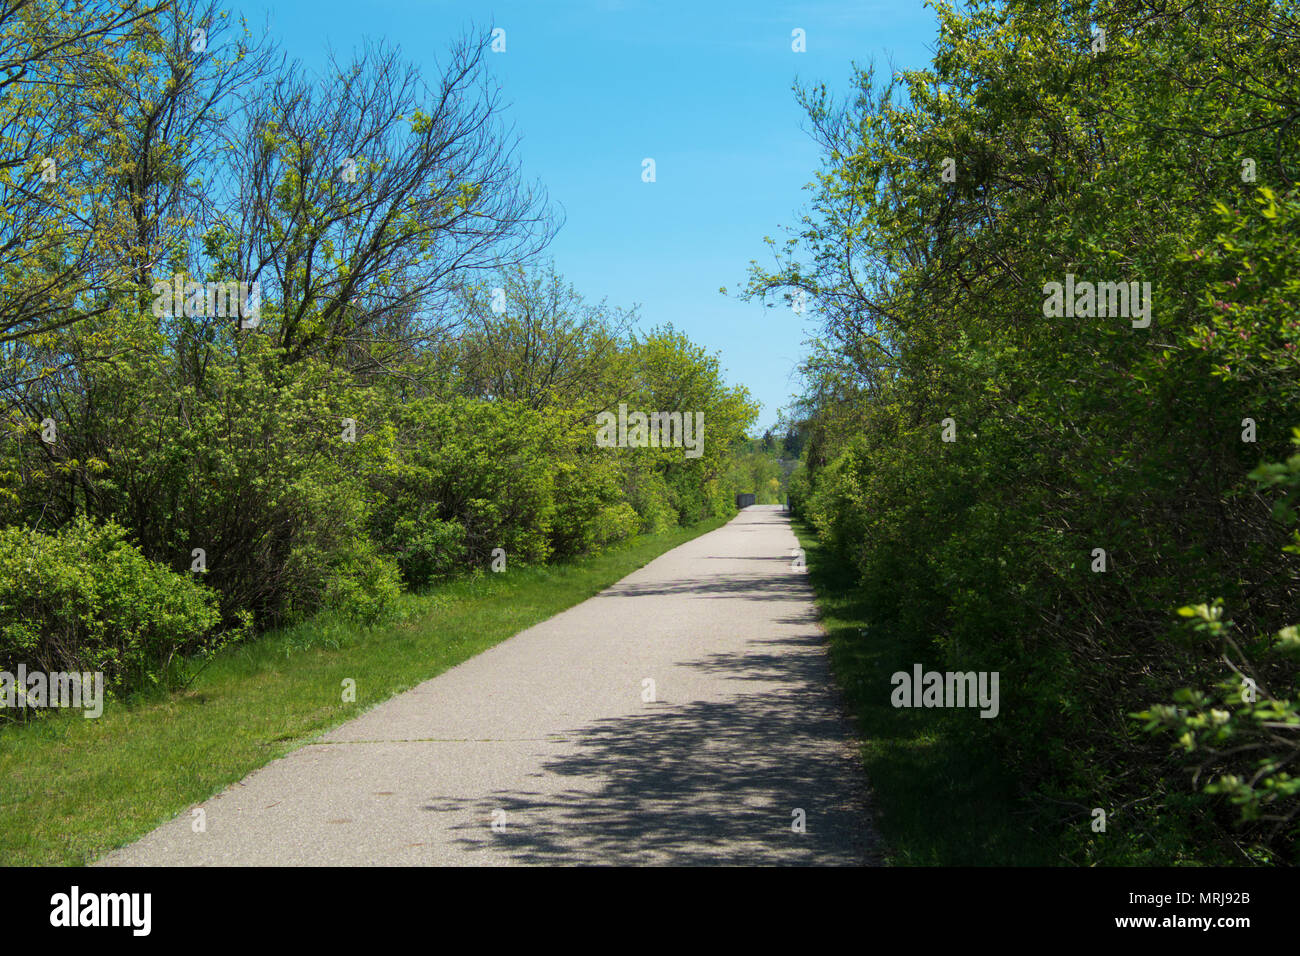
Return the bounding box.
[383,512,468,588]
[1137,431,1300,863]
[0,516,224,698]
[319,539,403,626]
[550,425,643,557]
[370,398,558,572]
[619,464,677,535]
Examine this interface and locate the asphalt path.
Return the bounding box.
[100,505,878,866]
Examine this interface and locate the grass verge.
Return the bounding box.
[791,515,1061,865]
[0,517,728,865]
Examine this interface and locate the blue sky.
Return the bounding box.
[235,0,939,431]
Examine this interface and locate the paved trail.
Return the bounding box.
[101,505,878,866]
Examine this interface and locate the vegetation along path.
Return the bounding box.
[99,506,878,866]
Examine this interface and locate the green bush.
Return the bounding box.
[550,450,641,557]
[1137,431,1300,863]
[0,516,224,697]
[383,512,468,588]
[370,398,559,573]
[319,538,403,626]
[4,324,399,629]
[619,464,677,535]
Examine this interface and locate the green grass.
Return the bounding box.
[792,516,1061,865]
[0,517,727,866]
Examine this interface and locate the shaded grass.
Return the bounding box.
[792,516,1061,865]
[0,517,727,866]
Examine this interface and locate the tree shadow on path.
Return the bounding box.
[421,631,879,865]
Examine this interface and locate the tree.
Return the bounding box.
[227,33,556,370]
